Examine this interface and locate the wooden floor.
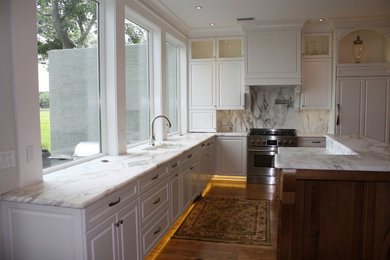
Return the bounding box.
[146,179,279,260]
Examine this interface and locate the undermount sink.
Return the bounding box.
[143,143,183,151]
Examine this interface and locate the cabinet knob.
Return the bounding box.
[153,197,161,205]
[151,174,159,180]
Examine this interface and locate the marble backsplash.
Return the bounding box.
[217,86,332,135]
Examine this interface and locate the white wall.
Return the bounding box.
[0,0,18,195]
[0,1,14,257]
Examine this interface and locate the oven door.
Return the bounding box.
[247,147,278,184]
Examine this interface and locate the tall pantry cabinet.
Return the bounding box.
[334,19,390,143]
[189,37,245,132]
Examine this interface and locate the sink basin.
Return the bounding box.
[143,143,183,151]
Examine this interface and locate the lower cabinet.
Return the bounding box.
[216,136,246,176]
[0,140,216,260]
[85,200,139,260]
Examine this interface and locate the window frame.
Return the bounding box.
[41,0,105,174]
[165,35,182,136]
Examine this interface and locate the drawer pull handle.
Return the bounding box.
[109,197,121,207]
[153,197,161,204]
[187,154,192,159]
[153,226,161,235]
[201,144,205,147]
[151,174,159,180]
[171,163,178,168]
[115,222,120,227]
[120,219,123,224]
[190,166,194,170]
[311,141,321,144]
[207,143,210,146]
[175,173,179,177]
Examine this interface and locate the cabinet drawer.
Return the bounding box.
[139,179,169,226]
[170,158,180,176]
[180,149,199,170]
[139,165,169,194]
[141,209,169,258]
[297,137,326,147]
[83,181,138,233]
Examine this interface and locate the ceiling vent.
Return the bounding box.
[236,17,255,22]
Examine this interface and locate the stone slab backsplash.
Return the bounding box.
[217,86,332,135]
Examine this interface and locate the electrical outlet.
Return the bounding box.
[0,150,16,170]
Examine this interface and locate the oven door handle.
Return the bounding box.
[248,148,278,154]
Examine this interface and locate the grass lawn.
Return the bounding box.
[40,110,51,151]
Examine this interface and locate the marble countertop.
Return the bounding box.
[215,132,248,137]
[276,134,390,172]
[0,133,215,209]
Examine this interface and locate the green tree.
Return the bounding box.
[125,21,147,44]
[37,0,98,62]
[39,92,50,109]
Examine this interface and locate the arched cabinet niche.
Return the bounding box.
[338,30,390,64]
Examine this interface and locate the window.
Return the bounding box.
[165,41,179,133]
[37,0,101,170]
[124,19,150,145]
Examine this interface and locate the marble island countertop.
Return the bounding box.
[0,133,215,209]
[276,134,390,172]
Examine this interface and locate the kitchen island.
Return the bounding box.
[276,134,390,260]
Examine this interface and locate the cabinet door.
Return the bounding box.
[199,145,209,192]
[117,201,140,260]
[301,59,332,110]
[169,171,181,223]
[217,61,245,110]
[189,38,215,61]
[85,215,117,260]
[216,137,246,176]
[189,110,216,132]
[363,78,390,143]
[190,62,215,109]
[189,162,199,201]
[181,166,192,210]
[336,78,363,135]
[217,37,243,59]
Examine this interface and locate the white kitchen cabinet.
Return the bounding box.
[169,159,181,224]
[302,33,332,58]
[216,136,247,176]
[189,62,215,109]
[217,60,245,110]
[180,149,200,210]
[189,110,216,132]
[199,137,216,194]
[336,77,390,143]
[189,38,215,61]
[301,58,332,110]
[189,37,243,61]
[245,30,301,85]
[85,200,140,260]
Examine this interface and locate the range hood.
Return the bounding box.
[239,19,305,86]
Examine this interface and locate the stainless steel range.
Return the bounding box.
[247,128,297,184]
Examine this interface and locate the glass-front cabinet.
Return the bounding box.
[190,38,215,60]
[189,37,243,61]
[302,33,332,58]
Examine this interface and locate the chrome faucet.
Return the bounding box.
[150,115,172,146]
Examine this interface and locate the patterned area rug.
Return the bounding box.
[172,198,271,246]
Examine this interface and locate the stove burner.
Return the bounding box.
[249,128,296,136]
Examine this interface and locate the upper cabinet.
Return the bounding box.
[300,19,333,110]
[189,37,244,61]
[190,38,215,61]
[302,33,332,58]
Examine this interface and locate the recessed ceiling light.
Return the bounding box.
[210,23,215,26]
[195,6,202,10]
[319,18,324,22]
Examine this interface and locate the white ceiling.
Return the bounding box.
[141,0,390,35]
